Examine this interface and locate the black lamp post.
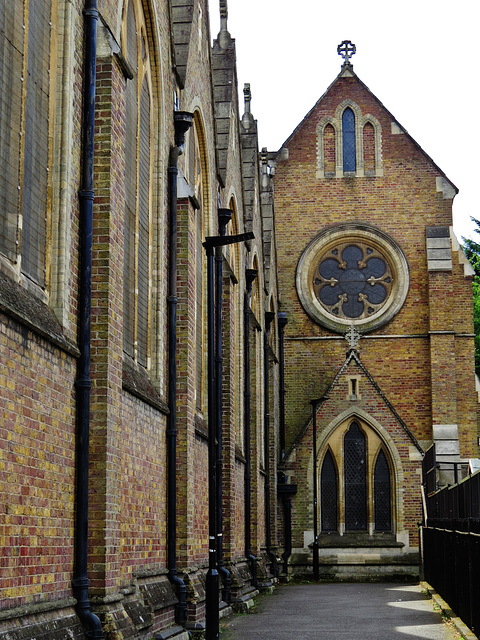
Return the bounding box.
[310,396,329,582]
[203,230,254,640]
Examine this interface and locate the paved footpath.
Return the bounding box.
[220,583,467,640]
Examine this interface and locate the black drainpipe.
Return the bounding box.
[277,478,296,576]
[167,111,193,625]
[263,311,277,577]
[216,209,232,602]
[244,268,258,586]
[73,1,104,637]
[277,313,287,463]
[276,312,296,577]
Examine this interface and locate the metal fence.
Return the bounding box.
[423,461,480,634]
[422,444,470,495]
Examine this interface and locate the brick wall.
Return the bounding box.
[0,314,77,608]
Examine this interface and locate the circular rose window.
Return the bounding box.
[296,224,409,333]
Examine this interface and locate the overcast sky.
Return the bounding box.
[210,0,479,242]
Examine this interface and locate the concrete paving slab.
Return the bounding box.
[220,583,465,639]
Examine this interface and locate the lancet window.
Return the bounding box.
[316,101,383,179]
[122,0,153,367]
[0,0,55,289]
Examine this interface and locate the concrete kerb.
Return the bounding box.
[421,581,478,640]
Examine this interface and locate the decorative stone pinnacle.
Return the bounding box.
[220,0,228,30]
[217,0,232,49]
[242,83,255,130]
[345,323,361,349]
[337,40,356,67]
[244,83,251,113]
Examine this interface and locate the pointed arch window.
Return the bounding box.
[0,0,54,288]
[342,108,356,172]
[251,256,260,320]
[344,421,367,530]
[363,122,376,174]
[321,449,338,532]
[317,103,383,179]
[227,202,244,449]
[374,449,392,531]
[323,124,336,174]
[188,118,206,412]
[122,0,152,367]
[318,419,394,536]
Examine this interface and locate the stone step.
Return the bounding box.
[290,548,420,581]
[317,563,420,580]
[318,550,419,565]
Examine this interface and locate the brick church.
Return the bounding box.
[273,42,479,578]
[0,2,478,639]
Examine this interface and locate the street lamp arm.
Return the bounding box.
[203,231,254,248]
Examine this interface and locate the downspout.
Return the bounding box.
[215,209,232,602]
[244,268,258,587]
[73,1,104,637]
[277,479,296,576]
[167,111,193,625]
[263,311,277,577]
[276,312,296,576]
[277,313,287,463]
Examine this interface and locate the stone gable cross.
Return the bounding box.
[337,40,356,66]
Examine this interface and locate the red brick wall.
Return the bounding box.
[119,395,168,579]
[0,315,77,608]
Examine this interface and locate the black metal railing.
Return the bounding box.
[423,466,480,634]
[422,444,470,495]
[422,444,437,496]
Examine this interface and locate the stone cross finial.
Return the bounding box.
[345,323,361,349]
[337,40,356,66]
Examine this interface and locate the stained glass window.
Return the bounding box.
[0,0,52,286]
[321,450,338,532]
[344,422,367,531]
[342,108,356,172]
[319,420,395,536]
[374,449,392,531]
[313,241,394,321]
[122,0,152,365]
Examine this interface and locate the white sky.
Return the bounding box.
[210,0,479,242]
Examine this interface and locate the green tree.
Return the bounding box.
[463,217,480,376]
